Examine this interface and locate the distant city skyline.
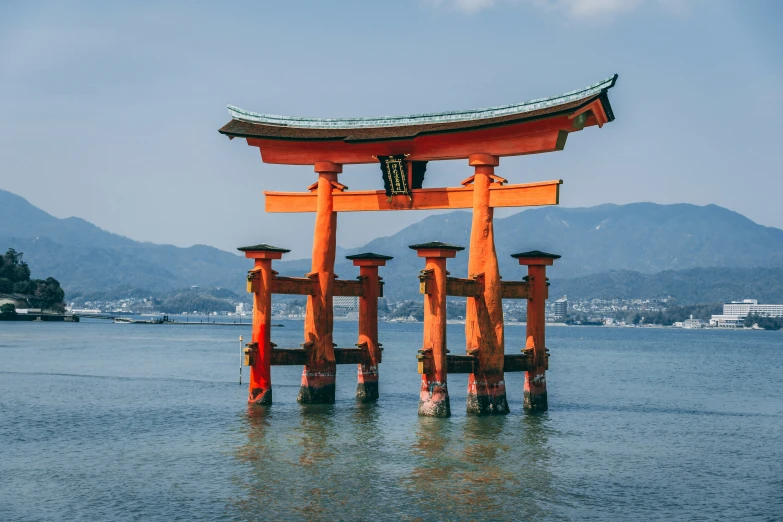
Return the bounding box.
[1,1,781,258]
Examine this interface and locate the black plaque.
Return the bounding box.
[378,155,409,197]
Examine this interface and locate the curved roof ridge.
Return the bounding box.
[227,74,617,129]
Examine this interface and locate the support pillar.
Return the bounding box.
[299,161,342,404]
[347,253,393,402]
[512,251,561,411]
[410,242,465,417]
[465,153,508,415]
[238,243,290,405]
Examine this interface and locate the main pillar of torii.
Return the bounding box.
[464,153,508,414]
[299,161,342,404]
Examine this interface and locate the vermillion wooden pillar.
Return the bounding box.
[465,153,508,415]
[238,244,290,405]
[299,161,342,404]
[410,242,464,417]
[347,253,393,402]
[512,251,561,411]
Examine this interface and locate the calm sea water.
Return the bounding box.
[1,319,781,521]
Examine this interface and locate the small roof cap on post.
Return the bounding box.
[237,243,291,260]
[409,241,465,259]
[346,252,394,267]
[511,250,561,266]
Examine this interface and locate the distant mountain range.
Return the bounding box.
[0,189,248,294]
[2,188,783,303]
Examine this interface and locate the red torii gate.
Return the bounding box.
[221,75,618,416]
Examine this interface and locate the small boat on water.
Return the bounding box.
[113,318,134,324]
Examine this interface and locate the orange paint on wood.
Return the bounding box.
[525,265,547,369]
[356,264,381,400]
[524,264,549,410]
[465,157,506,376]
[246,114,586,165]
[300,164,340,402]
[414,247,455,417]
[568,99,610,128]
[249,258,273,404]
[264,180,561,213]
[423,257,448,384]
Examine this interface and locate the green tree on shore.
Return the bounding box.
[743,314,783,331]
[0,248,65,312]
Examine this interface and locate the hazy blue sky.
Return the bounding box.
[1,1,781,258]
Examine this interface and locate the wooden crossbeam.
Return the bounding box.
[333,347,365,365]
[446,277,482,298]
[248,126,570,165]
[265,180,561,213]
[444,353,533,373]
[333,279,365,297]
[271,276,318,295]
[446,354,477,373]
[500,281,533,300]
[270,348,308,365]
[270,277,375,297]
[503,354,531,372]
[269,347,367,365]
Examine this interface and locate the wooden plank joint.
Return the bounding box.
[500,280,532,299]
[333,279,366,297]
[446,276,482,298]
[269,346,373,366]
[271,276,318,295]
[418,269,433,295]
[446,354,478,374]
[334,348,365,365]
[417,348,433,374]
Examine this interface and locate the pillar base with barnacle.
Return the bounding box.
[220,75,618,412]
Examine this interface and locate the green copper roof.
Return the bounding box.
[227,75,617,130]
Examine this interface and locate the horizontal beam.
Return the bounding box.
[333,279,365,297]
[271,276,317,295]
[270,347,368,365]
[503,354,531,372]
[445,353,533,373]
[333,347,366,365]
[248,119,574,164]
[265,180,561,213]
[270,348,307,365]
[500,281,532,300]
[446,355,477,374]
[446,277,482,298]
[271,276,376,297]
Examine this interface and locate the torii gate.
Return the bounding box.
[221,75,618,416]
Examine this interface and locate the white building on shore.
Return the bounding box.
[710,299,783,328]
[550,296,568,321]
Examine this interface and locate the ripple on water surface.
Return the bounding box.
[0,320,781,520]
